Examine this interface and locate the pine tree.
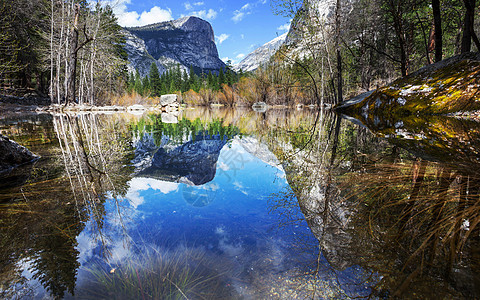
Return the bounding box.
[149,62,161,96]
[127,72,135,92]
[142,75,150,96]
[218,68,225,87]
[207,71,214,89]
[134,70,142,94]
[188,65,195,88]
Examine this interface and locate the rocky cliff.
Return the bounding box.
[124,16,226,77]
[235,33,287,72]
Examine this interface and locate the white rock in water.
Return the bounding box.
[127,104,146,111]
[161,112,178,124]
[160,94,178,106]
[252,102,267,113]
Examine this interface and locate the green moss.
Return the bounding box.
[341,59,480,117]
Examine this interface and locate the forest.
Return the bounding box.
[0,0,479,107]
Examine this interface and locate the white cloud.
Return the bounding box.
[216,33,230,44]
[107,1,173,27]
[241,3,251,10]
[188,8,218,20]
[232,11,246,23]
[236,53,245,59]
[240,34,245,39]
[184,1,204,11]
[277,20,291,32]
[232,1,267,23]
[232,2,253,23]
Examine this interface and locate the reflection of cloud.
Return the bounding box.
[203,182,219,191]
[215,226,244,256]
[76,231,98,264]
[215,226,226,236]
[126,177,179,208]
[218,161,230,171]
[233,181,248,195]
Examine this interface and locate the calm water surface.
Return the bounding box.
[0,108,478,299]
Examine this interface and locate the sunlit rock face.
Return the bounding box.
[124,16,226,77]
[285,0,337,45]
[138,134,227,185]
[235,33,287,72]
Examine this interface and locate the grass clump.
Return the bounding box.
[79,246,236,299]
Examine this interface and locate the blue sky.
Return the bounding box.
[106,0,291,64]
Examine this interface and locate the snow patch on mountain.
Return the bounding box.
[235,33,288,72]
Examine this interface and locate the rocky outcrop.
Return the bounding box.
[0,135,38,173]
[235,33,287,72]
[337,53,480,117]
[125,16,226,77]
[123,30,167,77]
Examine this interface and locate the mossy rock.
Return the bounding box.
[338,53,480,117]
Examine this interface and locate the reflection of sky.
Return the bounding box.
[77,137,292,258]
[74,136,374,298]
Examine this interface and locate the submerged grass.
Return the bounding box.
[78,246,236,299]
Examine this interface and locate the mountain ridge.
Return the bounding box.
[124,16,226,77]
[235,32,288,72]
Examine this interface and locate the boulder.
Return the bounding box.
[337,53,480,117]
[160,94,178,107]
[252,102,267,113]
[127,104,147,111]
[0,135,39,173]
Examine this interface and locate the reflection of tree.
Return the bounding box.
[0,113,134,298]
[53,113,133,254]
[340,158,480,298]
[266,110,480,298]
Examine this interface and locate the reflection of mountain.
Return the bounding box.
[238,136,283,171]
[138,134,227,185]
[271,112,480,298]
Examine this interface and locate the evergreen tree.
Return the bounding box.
[188,65,195,88]
[148,62,161,96]
[127,72,135,93]
[218,68,225,87]
[182,69,189,92]
[134,70,142,94]
[207,71,214,89]
[142,75,150,96]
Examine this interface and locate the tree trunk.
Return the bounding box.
[432,0,442,62]
[461,0,475,53]
[65,4,80,105]
[335,0,343,104]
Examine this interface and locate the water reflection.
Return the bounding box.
[0,108,479,298]
[276,110,480,298]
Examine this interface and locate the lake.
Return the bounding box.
[0,108,478,299]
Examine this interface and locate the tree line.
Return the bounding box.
[0,0,128,105]
[264,0,480,107]
[127,62,242,97]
